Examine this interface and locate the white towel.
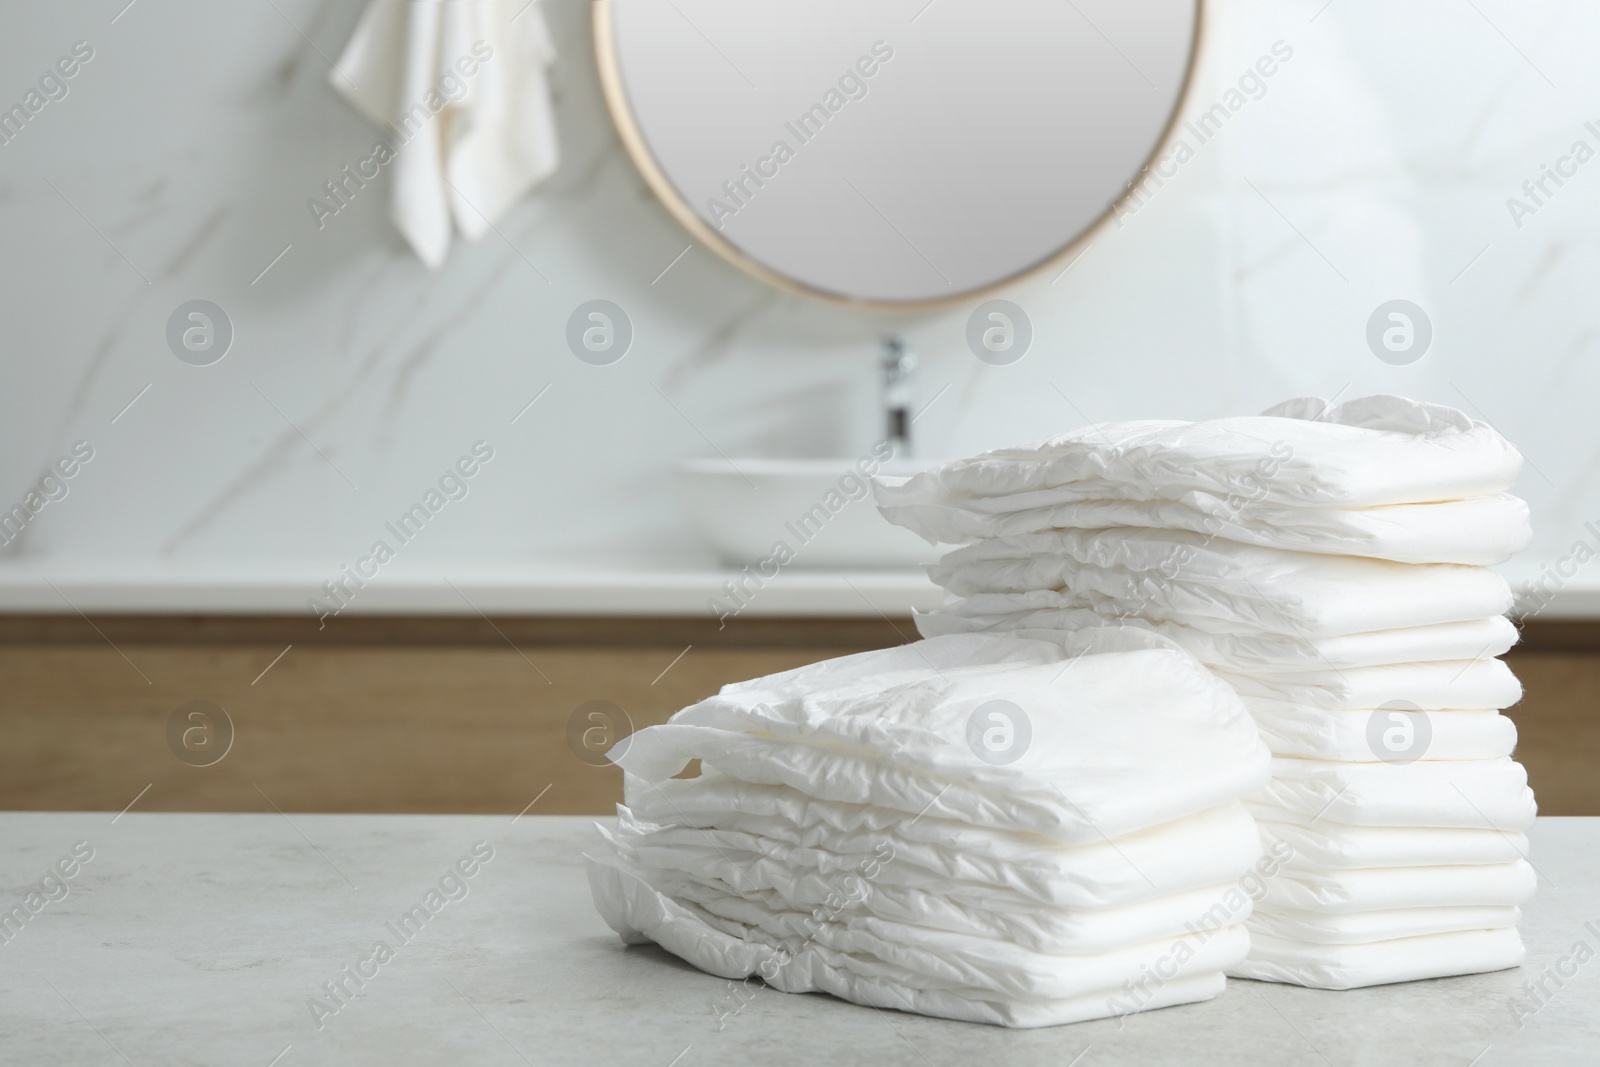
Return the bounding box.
[330,0,559,268]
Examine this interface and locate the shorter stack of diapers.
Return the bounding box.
[875,395,1539,988]
[588,630,1273,1027]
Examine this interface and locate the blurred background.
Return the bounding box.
[2,0,1596,816]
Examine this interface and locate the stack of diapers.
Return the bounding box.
[874,394,1538,989]
[588,629,1273,1027]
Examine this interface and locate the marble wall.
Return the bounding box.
[1,0,1597,605]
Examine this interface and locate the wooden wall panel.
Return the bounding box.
[0,644,858,816]
[1502,650,1600,818]
[0,619,1595,816]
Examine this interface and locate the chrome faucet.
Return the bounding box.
[882,336,917,458]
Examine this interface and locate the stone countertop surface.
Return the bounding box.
[0,559,942,617]
[1,813,1595,1066]
[1,560,1595,620]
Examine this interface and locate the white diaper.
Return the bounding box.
[616,632,1270,844]
[1248,905,1520,945]
[656,867,1255,956]
[1259,861,1536,912]
[1252,815,1530,869]
[881,490,1529,566]
[1218,658,1523,711]
[591,851,1241,1026]
[1246,705,1516,762]
[606,801,1264,954]
[926,542,1514,635]
[915,613,1518,675]
[876,395,1522,510]
[1228,928,1525,989]
[1251,757,1536,831]
[927,529,1513,636]
[623,788,1262,910]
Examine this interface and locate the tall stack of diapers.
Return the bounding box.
[589,630,1272,1026]
[874,395,1538,989]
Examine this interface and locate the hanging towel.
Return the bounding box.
[330,0,559,268]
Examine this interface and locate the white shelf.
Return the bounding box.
[1,560,1594,619]
[0,558,944,617]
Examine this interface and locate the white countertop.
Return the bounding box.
[2,812,1595,1065]
[0,559,944,617]
[1,559,1597,619]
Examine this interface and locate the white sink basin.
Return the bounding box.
[676,458,939,569]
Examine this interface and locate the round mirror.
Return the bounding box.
[596,0,1201,309]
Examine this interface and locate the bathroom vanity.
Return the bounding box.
[2,558,1599,817]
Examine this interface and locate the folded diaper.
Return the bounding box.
[927,530,1514,634]
[1248,905,1520,945]
[1218,658,1523,711]
[1247,704,1516,762]
[875,397,1530,565]
[1253,816,1530,869]
[623,786,1261,912]
[1258,861,1536,913]
[882,489,1530,566]
[916,612,1518,676]
[1229,928,1525,989]
[591,853,1244,1027]
[648,867,1257,958]
[877,395,1523,512]
[606,802,1261,953]
[590,631,1274,1026]
[590,823,1256,1025]
[1252,757,1536,831]
[613,801,1264,912]
[615,631,1270,844]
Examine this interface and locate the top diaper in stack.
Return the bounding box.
[589,630,1273,1027]
[874,395,1538,989]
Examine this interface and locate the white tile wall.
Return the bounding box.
[1,0,1597,613]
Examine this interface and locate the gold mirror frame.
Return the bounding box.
[593,0,1206,312]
